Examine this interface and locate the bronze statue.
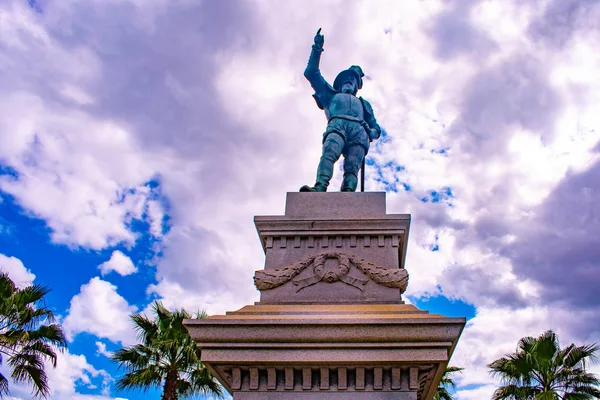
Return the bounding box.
[300,28,382,193]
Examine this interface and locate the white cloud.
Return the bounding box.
[0,90,165,250]
[46,351,113,400]
[0,1,167,250]
[146,199,165,237]
[0,349,119,400]
[450,304,600,390]
[68,397,127,400]
[98,251,137,276]
[0,253,35,288]
[148,278,255,317]
[455,384,496,400]
[95,342,113,358]
[63,277,137,345]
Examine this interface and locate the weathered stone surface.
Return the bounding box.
[254,251,408,304]
[254,192,411,304]
[186,303,465,400]
[235,393,417,399]
[285,192,386,218]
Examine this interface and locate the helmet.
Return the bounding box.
[333,65,364,91]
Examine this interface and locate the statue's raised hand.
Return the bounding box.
[313,28,324,50]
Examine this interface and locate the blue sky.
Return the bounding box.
[1,0,600,399]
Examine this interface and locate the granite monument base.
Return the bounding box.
[186,303,463,400]
[185,193,465,400]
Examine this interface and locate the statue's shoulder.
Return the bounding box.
[312,83,337,110]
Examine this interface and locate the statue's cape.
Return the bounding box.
[359,97,375,124]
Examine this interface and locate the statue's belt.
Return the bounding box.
[328,115,371,132]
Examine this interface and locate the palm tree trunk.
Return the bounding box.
[161,370,178,400]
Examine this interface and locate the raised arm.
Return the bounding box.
[304,29,331,100]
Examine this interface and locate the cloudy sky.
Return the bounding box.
[1,0,600,398]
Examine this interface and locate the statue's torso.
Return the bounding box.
[325,93,364,121]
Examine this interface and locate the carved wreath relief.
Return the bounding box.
[254,251,409,293]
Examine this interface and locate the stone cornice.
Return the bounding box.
[186,303,465,400]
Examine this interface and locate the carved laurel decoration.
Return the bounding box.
[292,252,368,292]
[350,255,409,291]
[254,251,409,293]
[253,255,317,290]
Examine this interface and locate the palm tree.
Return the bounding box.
[0,272,67,398]
[434,366,464,400]
[489,330,600,399]
[111,301,222,400]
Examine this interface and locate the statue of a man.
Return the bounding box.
[300,29,382,192]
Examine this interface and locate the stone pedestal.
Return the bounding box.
[185,193,465,400]
[254,192,410,304]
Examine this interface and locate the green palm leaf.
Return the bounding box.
[433,365,464,400]
[111,300,222,400]
[489,330,600,400]
[0,272,67,398]
[0,372,8,397]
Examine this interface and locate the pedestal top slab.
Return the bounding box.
[285,192,387,218]
[186,303,465,341]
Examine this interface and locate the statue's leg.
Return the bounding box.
[313,132,345,191]
[341,144,366,192]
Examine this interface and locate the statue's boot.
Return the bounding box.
[300,183,327,192]
[340,173,358,192]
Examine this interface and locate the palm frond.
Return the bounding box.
[28,324,68,347]
[131,313,158,345]
[433,365,463,399]
[111,345,157,371]
[565,343,600,369]
[111,301,221,398]
[535,390,559,400]
[0,274,67,398]
[492,383,539,399]
[114,366,163,392]
[8,351,50,398]
[18,341,58,367]
[563,393,599,400]
[433,387,454,400]
[490,331,600,400]
[0,372,9,397]
[186,366,223,397]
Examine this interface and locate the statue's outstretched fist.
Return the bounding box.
[314,28,324,50]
